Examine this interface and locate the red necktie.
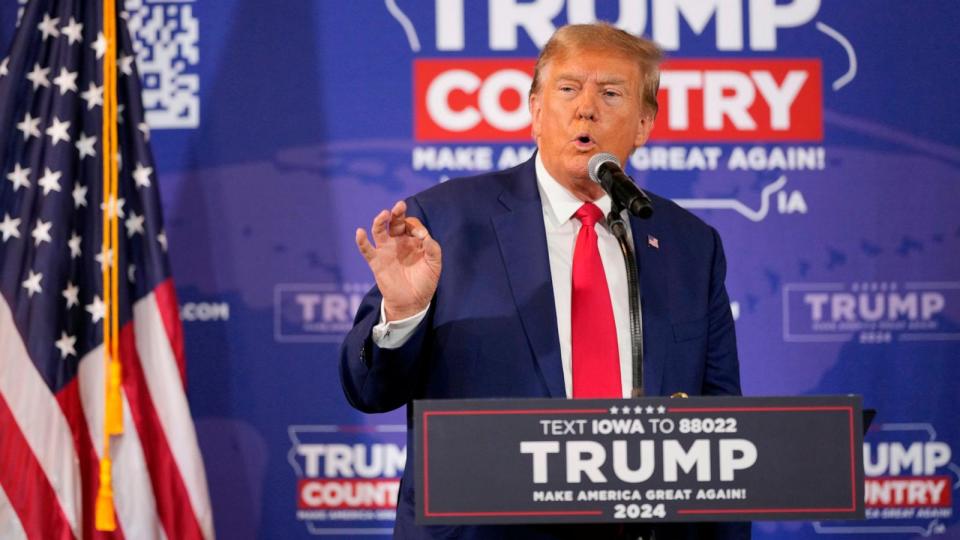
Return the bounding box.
[571,203,621,398]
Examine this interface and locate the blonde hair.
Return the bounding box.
[530,23,663,117]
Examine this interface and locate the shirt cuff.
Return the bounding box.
[371,302,430,349]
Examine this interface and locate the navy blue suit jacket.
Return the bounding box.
[340,156,748,539]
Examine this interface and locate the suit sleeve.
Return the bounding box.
[338,197,434,413]
[701,226,743,397]
[695,230,752,539]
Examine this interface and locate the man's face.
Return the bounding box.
[529,47,653,200]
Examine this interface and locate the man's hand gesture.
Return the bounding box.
[355,201,442,321]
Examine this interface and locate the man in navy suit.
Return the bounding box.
[341,23,747,540]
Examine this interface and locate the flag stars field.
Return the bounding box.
[55,332,77,359]
[38,167,62,195]
[26,63,50,89]
[0,214,21,241]
[32,219,53,246]
[91,32,107,59]
[60,18,84,45]
[18,112,41,139]
[72,183,88,208]
[85,294,106,323]
[7,163,31,191]
[63,281,80,308]
[76,133,97,159]
[22,270,43,297]
[119,54,135,76]
[67,232,82,258]
[126,211,145,237]
[53,67,79,95]
[37,14,61,40]
[0,5,215,537]
[133,163,153,187]
[46,117,72,145]
[81,82,103,110]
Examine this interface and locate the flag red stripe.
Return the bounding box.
[118,322,205,540]
[0,391,75,540]
[55,380,126,540]
[153,279,186,386]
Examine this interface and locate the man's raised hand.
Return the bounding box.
[355,200,442,321]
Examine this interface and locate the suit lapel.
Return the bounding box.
[629,214,669,397]
[487,158,674,398]
[491,161,566,398]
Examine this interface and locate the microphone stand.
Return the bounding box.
[606,202,644,398]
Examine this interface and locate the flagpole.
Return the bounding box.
[96,0,123,531]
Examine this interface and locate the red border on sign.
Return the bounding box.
[421,405,858,518]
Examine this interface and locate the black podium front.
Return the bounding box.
[414,395,865,525]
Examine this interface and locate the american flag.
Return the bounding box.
[0,1,213,539]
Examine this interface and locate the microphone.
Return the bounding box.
[587,153,653,219]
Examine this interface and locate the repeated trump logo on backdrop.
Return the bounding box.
[813,422,958,537]
[270,1,960,537]
[784,281,960,344]
[288,425,407,535]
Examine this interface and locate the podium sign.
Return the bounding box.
[414,396,864,525]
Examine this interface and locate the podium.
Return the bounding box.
[414,396,865,525]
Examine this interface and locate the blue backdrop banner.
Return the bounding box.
[3,1,957,538]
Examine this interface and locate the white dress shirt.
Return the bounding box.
[372,153,636,398]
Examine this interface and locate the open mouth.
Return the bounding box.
[574,134,595,148]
